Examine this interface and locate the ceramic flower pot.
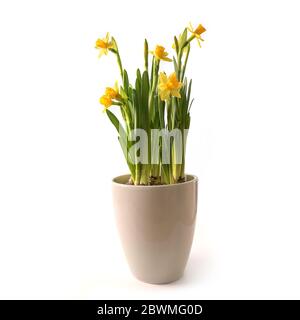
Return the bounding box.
[112,174,198,284]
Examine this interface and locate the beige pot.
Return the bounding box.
[112,174,198,284]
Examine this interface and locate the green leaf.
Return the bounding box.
[119,86,128,100]
[188,98,194,113]
[136,68,142,85]
[173,57,178,75]
[185,112,191,129]
[150,56,155,85]
[122,69,129,93]
[180,28,188,48]
[187,79,192,107]
[142,70,149,108]
[158,98,165,129]
[106,109,122,133]
[106,109,134,174]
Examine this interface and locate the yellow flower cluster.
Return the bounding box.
[99,84,120,109]
[96,22,206,107]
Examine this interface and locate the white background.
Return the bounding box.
[0,0,300,299]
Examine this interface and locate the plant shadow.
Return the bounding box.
[166,251,212,287]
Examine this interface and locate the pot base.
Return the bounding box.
[134,272,184,285]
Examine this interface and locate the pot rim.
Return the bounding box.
[112,174,198,189]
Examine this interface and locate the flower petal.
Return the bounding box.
[159,72,168,83]
[171,90,181,98]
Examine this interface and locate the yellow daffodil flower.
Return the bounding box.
[95,33,113,57]
[104,82,120,99]
[150,45,172,62]
[187,23,206,47]
[158,72,182,100]
[99,82,122,110]
[105,87,118,99]
[99,95,112,109]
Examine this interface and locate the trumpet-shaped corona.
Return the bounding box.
[150,45,172,62]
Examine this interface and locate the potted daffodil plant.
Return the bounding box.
[95,23,206,284]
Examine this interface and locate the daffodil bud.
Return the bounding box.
[144,39,149,71]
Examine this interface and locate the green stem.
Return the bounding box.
[181,45,190,81]
[111,37,124,79]
[177,51,183,80]
[180,128,187,179]
[149,59,160,109]
[177,36,194,80]
[135,163,141,185]
[116,51,123,79]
